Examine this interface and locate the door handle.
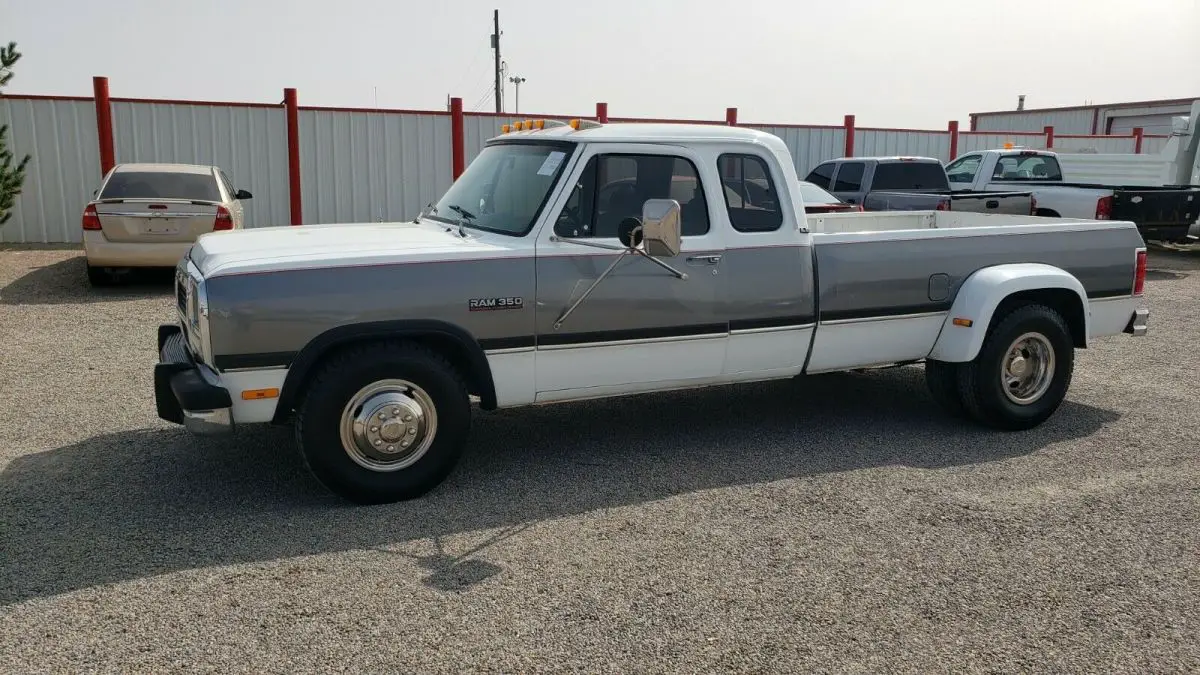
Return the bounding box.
[686,254,722,265]
[986,200,999,209]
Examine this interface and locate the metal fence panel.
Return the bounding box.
[111,101,291,229]
[750,126,846,178]
[958,132,1048,154]
[0,97,102,243]
[857,129,952,162]
[1054,136,1137,154]
[298,110,452,225]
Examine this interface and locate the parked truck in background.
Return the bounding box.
[945,148,1199,242]
[804,156,1034,215]
[154,120,1150,504]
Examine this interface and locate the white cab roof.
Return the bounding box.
[490,122,784,146]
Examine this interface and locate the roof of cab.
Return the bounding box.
[489,122,784,147]
[111,162,217,174]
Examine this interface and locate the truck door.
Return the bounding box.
[830,161,867,205]
[532,143,728,402]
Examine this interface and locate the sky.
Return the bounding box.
[3,0,1198,129]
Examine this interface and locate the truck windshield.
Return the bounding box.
[872,162,950,191]
[426,141,576,236]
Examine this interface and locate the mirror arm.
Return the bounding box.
[629,247,686,280]
[553,250,631,330]
[548,234,627,252]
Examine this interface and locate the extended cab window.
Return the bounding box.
[945,155,981,184]
[833,162,865,192]
[554,153,710,238]
[805,162,835,189]
[992,154,1063,181]
[718,153,783,233]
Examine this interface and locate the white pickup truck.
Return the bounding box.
[155,120,1150,503]
[945,148,1199,242]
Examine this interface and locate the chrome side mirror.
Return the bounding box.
[639,198,682,257]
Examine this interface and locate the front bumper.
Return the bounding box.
[155,324,233,435]
[1124,308,1149,337]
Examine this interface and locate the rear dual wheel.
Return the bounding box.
[926,304,1074,430]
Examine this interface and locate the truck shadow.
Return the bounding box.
[0,255,174,306]
[0,368,1120,605]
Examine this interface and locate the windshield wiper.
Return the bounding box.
[414,202,438,224]
[445,204,480,237]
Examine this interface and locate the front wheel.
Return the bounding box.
[956,304,1075,431]
[294,340,472,504]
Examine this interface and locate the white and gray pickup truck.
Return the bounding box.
[155,120,1151,504]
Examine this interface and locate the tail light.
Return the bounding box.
[1133,248,1147,296]
[935,200,950,211]
[214,205,234,231]
[1030,194,1038,215]
[1095,195,1112,220]
[81,204,102,230]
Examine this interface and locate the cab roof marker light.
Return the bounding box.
[501,124,511,133]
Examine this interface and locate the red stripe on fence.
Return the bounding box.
[91,77,115,176]
[948,120,959,160]
[451,97,465,179]
[843,114,855,157]
[283,88,302,226]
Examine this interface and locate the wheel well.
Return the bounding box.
[272,328,498,425]
[1035,208,1061,218]
[990,288,1086,348]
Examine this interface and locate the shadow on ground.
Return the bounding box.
[0,368,1120,604]
[0,256,174,306]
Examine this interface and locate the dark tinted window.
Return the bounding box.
[553,153,709,238]
[100,171,222,201]
[992,154,1063,181]
[718,153,783,233]
[805,162,836,189]
[870,162,949,191]
[833,162,865,192]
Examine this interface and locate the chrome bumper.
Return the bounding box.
[155,324,234,435]
[1124,308,1149,337]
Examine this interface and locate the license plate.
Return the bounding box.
[143,221,178,235]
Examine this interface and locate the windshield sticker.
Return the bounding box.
[537,152,566,176]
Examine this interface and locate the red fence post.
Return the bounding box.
[450,97,465,179]
[283,88,303,226]
[948,120,959,160]
[1043,125,1055,149]
[1132,126,1144,154]
[91,76,115,176]
[595,102,609,123]
[726,107,738,126]
[843,114,856,157]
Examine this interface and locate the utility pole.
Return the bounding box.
[509,75,526,114]
[491,9,502,114]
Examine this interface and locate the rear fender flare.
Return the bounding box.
[927,263,1088,363]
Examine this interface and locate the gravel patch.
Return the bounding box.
[1,247,1198,673]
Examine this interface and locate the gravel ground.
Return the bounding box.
[1,246,1197,673]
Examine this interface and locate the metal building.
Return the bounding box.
[970,96,1199,136]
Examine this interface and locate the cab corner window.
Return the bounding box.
[554,153,710,239]
[719,153,783,233]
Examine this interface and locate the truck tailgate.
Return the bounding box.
[1111,189,1199,228]
[948,191,1034,215]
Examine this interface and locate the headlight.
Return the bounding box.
[183,261,214,366]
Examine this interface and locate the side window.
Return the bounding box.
[718,153,784,233]
[805,162,836,189]
[833,162,865,192]
[945,155,981,183]
[554,153,710,239]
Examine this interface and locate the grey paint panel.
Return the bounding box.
[205,258,536,364]
[720,245,815,327]
[814,226,1143,321]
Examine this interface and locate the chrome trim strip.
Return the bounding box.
[484,347,535,356]
[1088,295,1132,304]
[221,365,289,373]
[730,323,815,335]
[820,311,947,326]
[103,211,214,218]
[536,332,727,351]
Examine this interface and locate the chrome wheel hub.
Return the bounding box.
[339,379,438,472]
[1001,332,1055,405]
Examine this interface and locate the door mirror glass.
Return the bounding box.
[639,198,682,257]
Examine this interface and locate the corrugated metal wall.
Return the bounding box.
[110,101,291,229]
[972,108,1095,134]
[1141,136,1170,155]
[297,110,452,225]
[0,98,101,243]
[749,126,845,177]
[856,129,951,162]
[3,94,1183,244]
[958,132,1048,153]
[1054,135,1137,154]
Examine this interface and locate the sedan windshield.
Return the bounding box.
[426,142,576,236]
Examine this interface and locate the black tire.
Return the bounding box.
[924,359,966,418]
[956,303,1074,431]
[86,264,116,287]
[294,340,472,504]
